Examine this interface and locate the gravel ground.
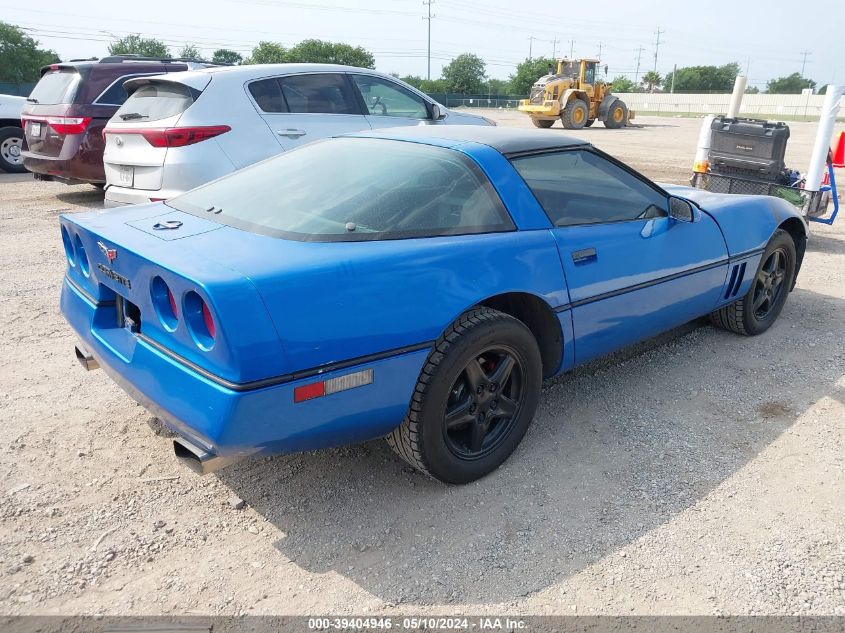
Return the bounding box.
[0,114,843,616]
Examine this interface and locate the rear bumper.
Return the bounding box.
[104,185,187,206]
[22,153,105,185]
[61,275,430,471]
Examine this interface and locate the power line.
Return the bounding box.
[423,0,435,80]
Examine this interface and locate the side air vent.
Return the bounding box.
[725,262,747,299]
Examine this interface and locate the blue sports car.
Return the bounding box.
[60,126,807,483]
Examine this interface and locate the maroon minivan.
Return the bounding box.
[21,56,216,186]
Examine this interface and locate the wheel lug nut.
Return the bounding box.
[491,400,498,409]
[476,385,484,394]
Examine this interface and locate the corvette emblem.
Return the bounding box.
[97,241,117,263]
[153,220,183,230]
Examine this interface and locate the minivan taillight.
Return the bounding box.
[44,116,92,135]
[104,125,231,148]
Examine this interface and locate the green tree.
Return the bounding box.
[108,34,169,58]
[245,41,287,64]
[178,44,200,59]
[400,74,424,89]
[0,21,59,83]
[663,63,739,92]
[745,86,760,94]
[641,70,662,92]
[507,57,555,96]
[441,53,486,94]
[609,75,637,92]
[212,49,242,65]
[486,78,509,95]
[766,72,816,94]
[285,39,374,68]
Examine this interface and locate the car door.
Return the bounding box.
[248,72,370,150]
[511,148,730,365]
[349,74,434,129]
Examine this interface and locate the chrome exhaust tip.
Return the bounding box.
[75,345,99,371]
[173,438,241,475]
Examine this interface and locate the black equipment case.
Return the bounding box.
[708,116,790,181]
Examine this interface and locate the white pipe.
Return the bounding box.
[693,114,716,173]
[805,85,845,192]
[726,75,747,118]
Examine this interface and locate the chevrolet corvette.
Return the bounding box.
[60,126,807,483]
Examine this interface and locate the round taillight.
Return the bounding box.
[184,291,215,350]
[73,234,90,277]
[151,276,178,331]
[61,226,75,267]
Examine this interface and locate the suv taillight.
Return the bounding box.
[103,125,231,148]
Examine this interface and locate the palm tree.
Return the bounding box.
[641,71,662,93]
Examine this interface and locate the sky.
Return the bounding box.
[2,0,842,90]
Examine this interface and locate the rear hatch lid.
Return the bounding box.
[22,67,85,158]
[103,75,212,191]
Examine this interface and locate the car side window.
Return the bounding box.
[511,149,667,227]
[248,78,286,113]
[277,73,359,115]
[351,75,429,119]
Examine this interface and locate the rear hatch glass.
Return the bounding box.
[114,82,195,123]
[28,70,80,105]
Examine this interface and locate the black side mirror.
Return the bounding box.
[431,103,446,120]
[668,196,695,222]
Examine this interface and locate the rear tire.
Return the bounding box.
[0,126,26,174]
[561,100,588,130]
[585,118,595,127]
[386,307,542,484]
[531,118,555,128]
[604,100,628,129]
[710,229,796,336]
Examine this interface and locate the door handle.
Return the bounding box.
[277,129,307,138]
[571,247,597,264]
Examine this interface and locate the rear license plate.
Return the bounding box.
[118,165,134,187]
[30,122,41,137]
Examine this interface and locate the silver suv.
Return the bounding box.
[103,64,494,206]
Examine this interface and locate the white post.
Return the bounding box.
[805,85,845,192]
[726,75,747,118]
[693,114,716,173]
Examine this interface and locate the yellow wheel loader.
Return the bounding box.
[518,58,633,130]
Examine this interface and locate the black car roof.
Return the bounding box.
[352,125,589,156]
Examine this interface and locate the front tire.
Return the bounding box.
[386,307,542,484]
[0,126,26,174]
[710,229,796,335]
[561,100,588,130]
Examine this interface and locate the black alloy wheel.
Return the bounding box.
[442,346,524,460]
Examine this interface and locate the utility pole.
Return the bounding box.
[569,39,575,58]
[670,63,676,93]
[634,46,645,84]
[800,49,811,76]
[423,0,435,80]
[652,27,664,73]
[528,35,535,60]
[596,41,603,60]
[551,37,559,59]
